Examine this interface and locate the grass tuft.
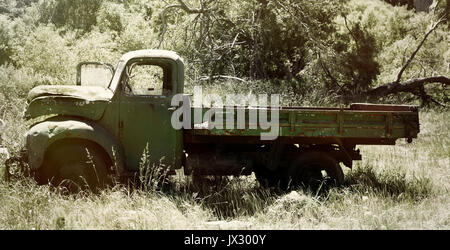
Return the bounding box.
[344,164,434,202]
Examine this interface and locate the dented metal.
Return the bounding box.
[25,117,125,174]
[27,85,113,102]
[25,85,113,120]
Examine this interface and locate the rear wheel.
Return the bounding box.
[281,151,344,190]
[36,139,112,192]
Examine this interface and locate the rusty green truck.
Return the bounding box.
[23,49,420,190]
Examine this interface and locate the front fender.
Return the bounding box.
[25,118,125,175]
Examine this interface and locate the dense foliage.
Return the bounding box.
[0,0,448,105]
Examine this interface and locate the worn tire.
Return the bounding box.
[36,139,112,192]
[281,151,344,190]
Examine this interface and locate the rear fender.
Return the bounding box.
[25,118,125,175]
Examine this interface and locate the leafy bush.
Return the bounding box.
[96,2,125,36]
[0,15,12,66]
[0,65,42,99]
[326,20,380,98]
[163,0,346,81]
[0,0,40,18]
[301,0,449,103]
[37,0,103,33]
[10,25,76,83]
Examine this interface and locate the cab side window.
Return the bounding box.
[124,63,167,96]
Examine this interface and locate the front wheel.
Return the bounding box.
[281,151,344,190]
[36,139,112,192]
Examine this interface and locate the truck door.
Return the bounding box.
[118,58,181,172]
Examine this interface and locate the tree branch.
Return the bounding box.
[318,53,341,91]
[343,15,359,49]
[395,15,447,83]
[199,75,247,82]
[176,0,209,14]
[158,0,212,49]
[362,11,448,106]
[366,75,450,100]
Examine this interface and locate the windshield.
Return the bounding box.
[77,62,114,88]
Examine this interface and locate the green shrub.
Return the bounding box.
[0,15,12,66]
[10,25,75,83]
[96,2,125,35]
[37,0,103,33]
[0,65,42,98]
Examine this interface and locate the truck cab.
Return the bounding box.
[25,50,185,189]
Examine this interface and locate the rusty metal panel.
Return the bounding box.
[188,105,419,141]
[350,103,418,112]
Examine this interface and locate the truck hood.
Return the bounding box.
[27,85,113,102]
[25,85,114,120]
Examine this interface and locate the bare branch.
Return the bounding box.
[366,75,450,100]
[199,75,247,82]
[317,53,340,91]
[433,0,443,16]
[395,15,447,83]
[158,4,182,49]
[360,9,449,106]
[158,0,212,49]
[343,15,359,49]
[176,0,209,14]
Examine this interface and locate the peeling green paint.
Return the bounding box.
[25,118,125,174]
[27,85,113,102]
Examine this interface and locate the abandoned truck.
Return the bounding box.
[22,49,420,190]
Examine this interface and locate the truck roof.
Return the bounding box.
[120,49,183,63]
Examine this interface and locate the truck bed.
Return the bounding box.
[185,103,420,145]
